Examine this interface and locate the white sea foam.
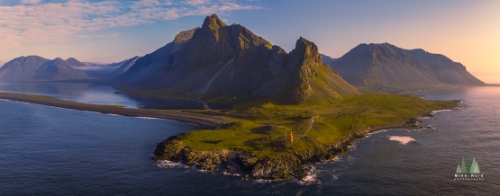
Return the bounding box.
[320,156,340,164]
[368,129,387,136]
[136,117,161,120]
[156,160,189,168]
[430,109,452,115]
[388,136,415,145]
[298,166,321,185]
[223,171,241,176]
[255,179,273,183]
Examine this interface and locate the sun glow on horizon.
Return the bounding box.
[0,0,499,82]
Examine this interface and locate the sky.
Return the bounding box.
[0,0,499,83]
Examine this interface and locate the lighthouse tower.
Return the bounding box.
[289,131,294,143]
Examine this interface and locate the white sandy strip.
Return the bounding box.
[388,136,415,145]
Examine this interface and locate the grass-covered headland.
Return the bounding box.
[0,91,458,181]
[0,91,457,181]
[154,92,459,180]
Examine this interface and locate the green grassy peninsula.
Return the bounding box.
[154,92,459,180]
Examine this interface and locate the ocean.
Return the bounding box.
[0,85,499,195]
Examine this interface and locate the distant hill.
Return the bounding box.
[112,14,358,103]
[0,56,90,81]
[321,54,337,66]
[330,43,484,89]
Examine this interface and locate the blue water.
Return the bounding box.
[0,82,207,110]
[0,86,499,195]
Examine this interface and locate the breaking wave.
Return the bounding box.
[388,136,415,145]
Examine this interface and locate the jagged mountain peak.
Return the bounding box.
[294,37,320,60]
[199,14,228,41]
[202,13,227,29]
[112,15,359,103]
[296,37,316,50]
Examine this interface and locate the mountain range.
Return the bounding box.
[0,56,90,81]
[330,43,484,89]
[0,55,140,81]
[111,14,359,103]
[0,14,485,95]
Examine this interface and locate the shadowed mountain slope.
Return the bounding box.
[330,43,484,89]
[112,14,358,103]
[102,56,140,79]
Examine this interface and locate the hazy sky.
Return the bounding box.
[1,0,499,83]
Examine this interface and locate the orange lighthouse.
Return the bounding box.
[289,131,294,143]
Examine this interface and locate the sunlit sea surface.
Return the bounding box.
[0,85,499,195]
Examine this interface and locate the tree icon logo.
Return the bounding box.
[454,155,483,181]
[456,155,480,174]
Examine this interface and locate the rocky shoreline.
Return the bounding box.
[153,126,386,181]
[153,103,461,181]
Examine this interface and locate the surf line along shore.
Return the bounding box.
[0,92,230,129]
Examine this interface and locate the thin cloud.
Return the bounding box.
[0,0,261,50]
[20,0,42,4]
[184,0,210,6]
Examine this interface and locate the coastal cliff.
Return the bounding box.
[154,131,367,180]
[153,98,460,180]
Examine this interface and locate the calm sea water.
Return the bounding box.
[0,82,207,110]
[0,86,499,195]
